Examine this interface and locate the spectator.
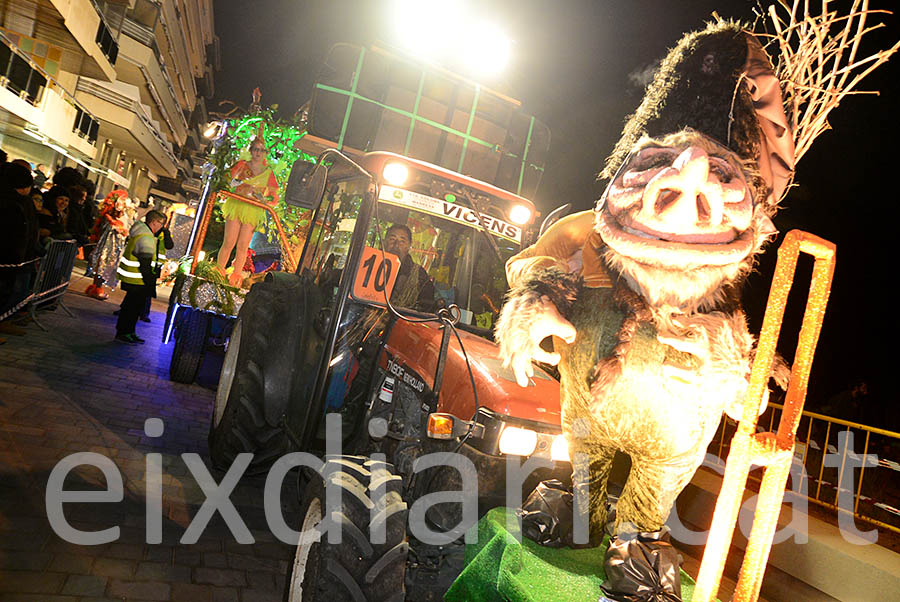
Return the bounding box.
[41,189,74,241]
[66,184,92,245]
[32,164,47,190]
[33,189,52,244]
[0,149,7,164]
[43,166,82,210]
[0,163,37,334]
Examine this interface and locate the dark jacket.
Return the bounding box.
[66,200,93,243]
[392,254,435,312]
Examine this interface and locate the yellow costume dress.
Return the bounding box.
[221,159,279,227]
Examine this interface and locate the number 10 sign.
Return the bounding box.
[353,246,401,304]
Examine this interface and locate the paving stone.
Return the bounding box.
[210,587,239,602]
[240,590,281,602]
[60,574,107,596]
[0,552,51,571]
[246,570,276,590]
[193,567,247,587]
[226,553,279,572]
[134,561,192,583]
[144,544,175,562]
[106,542,145,560]
[0,594,79,602]
[171,582,213,602]
[91,557,136,579]
[203,552,228,568]
[253,542,294,560]
[47,553,93,573]
[107,579,171,601]
[0,570,66,593]
[174,548,202,566]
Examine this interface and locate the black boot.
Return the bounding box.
[600,527,682,602]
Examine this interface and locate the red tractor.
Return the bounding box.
[208,44,570,600]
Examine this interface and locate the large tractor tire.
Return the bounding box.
[208,275,306,473]
[286,456,408,602]
[169,308,209,383]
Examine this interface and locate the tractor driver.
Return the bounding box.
[383,224,435,312]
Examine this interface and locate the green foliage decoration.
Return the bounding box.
[207,103,316,247]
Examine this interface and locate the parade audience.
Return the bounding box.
[0,162,37,336]
[32,164,47,190]
[40,188,74,241]
[66,184,92,245]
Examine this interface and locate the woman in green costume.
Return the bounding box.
[216,131,279,286]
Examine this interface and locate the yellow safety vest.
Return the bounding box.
[116,223,165,285]
[155,231,168,267]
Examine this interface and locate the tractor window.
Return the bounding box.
[362,199,519,330]
[302,178,365,294]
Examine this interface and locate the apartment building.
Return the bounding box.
[0,0,218,206]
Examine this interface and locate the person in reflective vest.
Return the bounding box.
[115,210,166,344]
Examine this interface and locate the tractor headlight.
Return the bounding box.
[498,426,538,456]
[509,203,532,225]
[550,434,570,462]
[382,162,409,186]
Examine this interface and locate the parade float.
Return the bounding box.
[164,90,315,383]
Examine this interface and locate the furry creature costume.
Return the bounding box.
[496,8,898,595]
[499,21,793,541]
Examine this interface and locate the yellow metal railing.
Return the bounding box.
[707,403,900,536]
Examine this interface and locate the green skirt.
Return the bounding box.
[221,196,266,227]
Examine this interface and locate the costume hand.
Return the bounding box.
[498,295,576,388]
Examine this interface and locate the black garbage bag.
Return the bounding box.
[599,528,682,602]
[518,479,574,548]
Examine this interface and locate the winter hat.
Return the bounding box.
[0,163,34,191]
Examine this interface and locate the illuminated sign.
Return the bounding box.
[379,185,522,243]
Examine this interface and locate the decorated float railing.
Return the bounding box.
[694,230,836,602]
[189,190,298,275]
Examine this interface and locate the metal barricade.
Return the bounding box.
[707,403,900,535]
[26,239,79,330]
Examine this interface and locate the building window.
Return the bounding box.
[95,20,119,65]
[0,38,46,105]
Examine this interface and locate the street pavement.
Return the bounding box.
[0,275,300,601]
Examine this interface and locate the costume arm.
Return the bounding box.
[497,211,594,387]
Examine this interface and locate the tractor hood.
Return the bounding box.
[382,320,562,427]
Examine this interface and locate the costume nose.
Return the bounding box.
[640,146,724,228]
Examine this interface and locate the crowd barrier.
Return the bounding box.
[0,239,78,329]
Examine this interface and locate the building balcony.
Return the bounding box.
[0,35,98,161]
[116,17,188,146]
[74,76,178,177]
[4,0,121,83]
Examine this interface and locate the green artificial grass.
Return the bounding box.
[445,507,703,602]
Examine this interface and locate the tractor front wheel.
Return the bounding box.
[286,456,408,602]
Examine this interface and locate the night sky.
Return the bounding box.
[213,0,900,426]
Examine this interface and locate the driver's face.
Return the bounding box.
[384,228,411,259]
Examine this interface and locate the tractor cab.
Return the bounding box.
[280,150,566,467]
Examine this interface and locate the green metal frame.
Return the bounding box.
[320,47,543,196]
